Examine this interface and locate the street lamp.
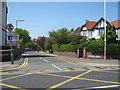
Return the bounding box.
[104,0,107,60]
[16,20,24,29]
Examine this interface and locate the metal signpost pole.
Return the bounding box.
[10,32,14,64]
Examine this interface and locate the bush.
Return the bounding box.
[87,40,120,57]
[87,41,104,55]
[52,43,87,52]
[59,44,78,52]
[107,44,120,56]
[52,44,60,51]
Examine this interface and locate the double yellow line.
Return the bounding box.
[0,55,28,72]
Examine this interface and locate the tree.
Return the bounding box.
[49,28,87,45]
[14,28,31,49]
[49,28,69,44]
[44,37,55,50]
[26,42,37,50]
[67,34,87,45]
[100,29,118,43]
[37,36,45,50]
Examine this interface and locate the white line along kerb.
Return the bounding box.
[51,64,61,71]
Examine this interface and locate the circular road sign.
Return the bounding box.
[6,24,14,32]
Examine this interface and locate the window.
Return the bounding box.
[83,31,87,36]
[98,29,103,36]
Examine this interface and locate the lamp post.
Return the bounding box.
[104,0,107,60]
[16,20,24,29]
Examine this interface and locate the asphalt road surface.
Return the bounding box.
[0,51,120,90]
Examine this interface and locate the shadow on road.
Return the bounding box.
[24,55,54,58]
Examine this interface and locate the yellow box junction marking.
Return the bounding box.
[0,73,32,81]
[46,70,92,90]
[36,72,120,85]
[0,83,27,90]
[0,70,119,89]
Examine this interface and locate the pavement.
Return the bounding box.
[0,53,26,70]
[0,51,119,71]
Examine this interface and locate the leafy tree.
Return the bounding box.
[26,42,37,50]
[67,34,87,45]
[37,36,45,50]
[44,37,55,50]
[14,28,31,49]
[100,29,118,43]
[49,28,69,44]
[49,28,87,45]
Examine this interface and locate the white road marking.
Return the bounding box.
[43,59,49,63]
[40,57,42,59]
[51,64,61,71]
[86,85,120,89]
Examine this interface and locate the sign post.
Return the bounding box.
[6,24,14,64]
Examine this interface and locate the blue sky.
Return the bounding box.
[7,2,118,39]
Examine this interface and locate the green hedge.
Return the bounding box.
[87,41,120,56]
[52,43,87,52]
[107,44,120,56]
[52,44,60,51]
[87,41,104,55]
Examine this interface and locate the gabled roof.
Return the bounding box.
[92,17,112,29]
[81,21,97,30]
[110,19,120,28]
[72,27,81,35]
[86,21,97,30]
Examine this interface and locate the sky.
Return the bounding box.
[7,2,119,39]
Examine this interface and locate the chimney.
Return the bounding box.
[86,20,89,23]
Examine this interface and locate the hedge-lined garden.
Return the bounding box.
[52,43,120,58]
[42,28,120,59]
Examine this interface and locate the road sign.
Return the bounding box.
[8,36,13,40]
[6,24,14,32]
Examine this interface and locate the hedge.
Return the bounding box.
[87,42,120,56]
[52,44,60,51]
[107,44,120,56]
[52,43,87,52]
[87,41,104,55]
[52,43,120,58]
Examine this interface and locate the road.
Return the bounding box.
[0,51,120,90]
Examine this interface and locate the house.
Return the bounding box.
[110,19,120,40]
[71,27,81,35]
[73,18,120,40]
[0,1,8,46]
[80,20,97,39]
